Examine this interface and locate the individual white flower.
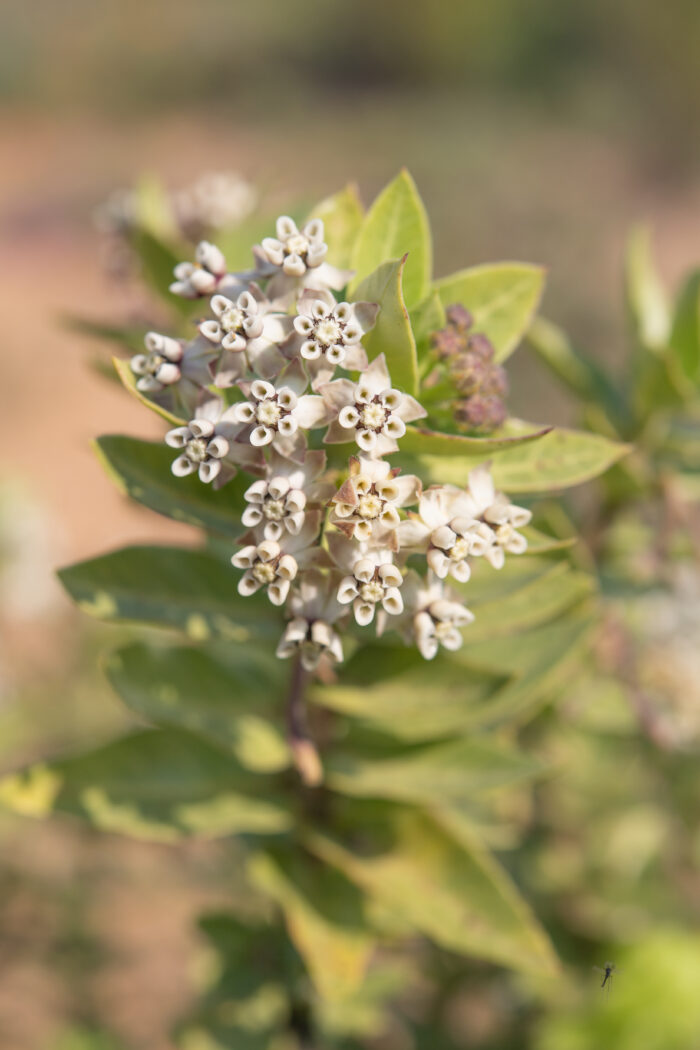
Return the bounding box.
[165,399,263,485]
[170,241,246,299]
[253,216,352,301]
[319,354,426,456]
[232,512,324,606]
[330,456,421,546]
[286,289,377,384]
[198,287,289,383]
[401,570,474,660]
[130,332,183,394]
[328,533,404,629]
[242,449,331,541]
[276,570,345,670]
[232,359,328,454]
[459,468,532,569]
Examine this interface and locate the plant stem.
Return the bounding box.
[286,657,323,787]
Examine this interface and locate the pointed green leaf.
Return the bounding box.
[248,849,374,1002]
[95,435,247,536]
[350,170,431,308]
[306,806,558,975]
[308,184,364,270]
[58,545,278,641]
[625,226,670,351]
[129,228,192,314]
[0,729,292,840]
[435,263,545,361]
[112,357,186,426]
[354,257,418,395]
[325,733,544,805]
[669,269,700,382]
[400,422,551,458]
[415,427,630,492]
[410,290,445,359]
[104,643,289,773]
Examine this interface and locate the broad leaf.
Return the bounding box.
[415,426,630,492]
[308,184,364,270]
[248,848,374,1002]
[400,422,551,458]
[104,643,289,773]
[112,357,186,426]
[58,545,278,640]
[129,228,192,314]
[350,170,431,308]
[0,729,292,840]
[435,263,545,361]
[669,269,700,382]
[306,806,558,975]
[410,290,445,360]
[95,435,247,536]
[354,257,419,395]
[325,733,544,805]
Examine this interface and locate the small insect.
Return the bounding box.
[593,961,621,996]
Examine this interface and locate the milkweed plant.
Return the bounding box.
[0,172,633,1048]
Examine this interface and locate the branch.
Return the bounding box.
[286,657,323,787]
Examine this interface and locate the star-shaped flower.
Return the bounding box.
[241,449,331,541]
[253,216,352,302]
[318,354,426,456]
[198,287,290,383]
[232,512,325,606]
[330,456,421,546]
[328,533,404,629]
[165,398,263,486]
[276,570,346,670]
[231,359,329,457]
[400,571,474,660]
[286,289,377,385]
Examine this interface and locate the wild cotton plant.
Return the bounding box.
[1,172,631,1048]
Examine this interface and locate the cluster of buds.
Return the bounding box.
[431,304,509,433]
[127,213,532,671]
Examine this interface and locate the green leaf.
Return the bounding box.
[625,226,670,351]
[350,170,431,308]
[58,545,278,641]
[95,435,247,536]
[353,257,419,395]
[456,562,594,643]
[400,421,551,458]
[104,643,289,773]
[0,729,292,840]
[669,269,700,382]
[435,262,545,361]
[248,848,374,1002]
[306,806,558,975]
[129,228,191,314]
[308,184,364,270]
[112,357,186,426]
[325,733,544,806]
[415,426,630,492]
[132,172,179,240]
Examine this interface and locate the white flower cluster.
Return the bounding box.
[128,213,532,669]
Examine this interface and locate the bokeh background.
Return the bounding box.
[1,2,699,1047]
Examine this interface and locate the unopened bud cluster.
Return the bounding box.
[431,304,509,433]
[126,215,532,671]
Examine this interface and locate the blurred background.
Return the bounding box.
[1,2,699,1047]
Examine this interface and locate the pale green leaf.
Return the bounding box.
[353,257,418,395]
[306,806,558,975]
[58,545,278,641]
[112,357,186,426]
[308,184,364,270]
[104,643,289,773]
[625,226,670,351]
[400,422,551,458]
[350,170,431,308]
[95,435,247,536]
[435,263,545,361]
[0,729,292,840]
[669,269,700,382]
[248,849,374,1002]
[410,290,445,359]
[415,426,630,492]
